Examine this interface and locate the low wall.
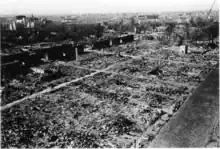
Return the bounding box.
[121,35,134,43]
[93,40,111,49]
[46,44,76,60]
[1,44,86,80]
[112,38,122,46]
[1,60,23,78]
[1,52,29,64]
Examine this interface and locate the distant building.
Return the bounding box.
[26,15,40,28]
[61,16,77,23]
[177,16,190,23]
[29,15,39,22]
[138,15,159,21]
[151,32,164,40]
[138,15,147,20]
[16,15,26,24]
[1,21,10,30]
[147,15,159,20]
[26,22,35,28]
[9,21,16,30]
[43,19,53,25]
[164,16,173,21]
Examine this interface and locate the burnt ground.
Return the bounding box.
[1,40,219,148]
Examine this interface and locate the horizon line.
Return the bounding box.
[0,9,218,17]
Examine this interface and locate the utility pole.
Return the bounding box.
[72,41,78,64]
[75,46,78,64]
[208,0,216,17]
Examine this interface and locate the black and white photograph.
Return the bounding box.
[0,0,219,148]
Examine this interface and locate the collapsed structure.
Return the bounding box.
[93,35,134,49]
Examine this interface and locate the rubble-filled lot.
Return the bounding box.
[157,61,211,85]
[1,39,218,148]
[107,57,210,86]
[1,62,94,106]
[148,49,219,68]
[1,72,194,148]
[104,40,159,57]
[79,72,192,99]
[1,51,131,107]
[68,52,130,70]
[107,58,159,78]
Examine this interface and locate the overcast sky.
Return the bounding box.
[0,0,218,15]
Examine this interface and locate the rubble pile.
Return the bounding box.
[158,62,209,85]
[1,47,23,54]
[108,59,158,77]
[189,54,219,67]
[71,72,195,147]
[1,88,102,148]
[145,83,189,97]
[104,40,158,56]
[41,65,65,82]
[148,48,219,68]
[1,84,31,106]
[69,52,130,69]
[108,57,209,86]
[79,73,151,98]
